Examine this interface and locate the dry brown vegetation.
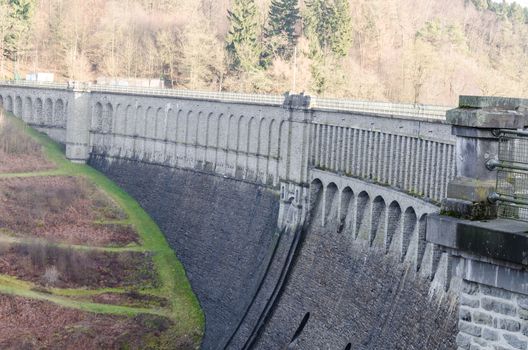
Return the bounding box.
[0,242,157,288]
[0,112,55,173]
[3,0,528,104]
[0,295,196,350]
[0,107,202,348]
[89,291,169,309]
[0,176,139,247]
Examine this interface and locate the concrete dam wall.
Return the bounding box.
[3,82,528,350]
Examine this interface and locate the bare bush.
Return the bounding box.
[0,112,42,155]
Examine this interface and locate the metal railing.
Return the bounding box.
[315,97,450,120]
[0,80,451,119]
[0,80,68,90]
[488,129,528,221]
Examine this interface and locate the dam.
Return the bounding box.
[1,81,527,350]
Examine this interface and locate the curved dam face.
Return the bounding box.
[253,185,458,349]
[89,157,280,349]
[91,157,458,349]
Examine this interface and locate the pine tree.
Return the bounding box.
[263,0,300,61]
[331,0,352,57]
[225,0,261,72]
[305,0,352,57]
[3,0,34,60]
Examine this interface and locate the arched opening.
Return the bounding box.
[92,102,103,131]
[345,344,352,350]
[371,196,387,246]
[35,98,43,124]
[5,96,12,112]
[324,183,338,226]
[24,97,33,122]
[416,214,427,271]
[102,103,113,133]
[402,207,417,262]
[15,96,22,117]
[386,201,402,253]
[339,187,354,234]
[0,95,4,109]
[54,99,65,127]
[355,191,371,239]
[145,107,156,138]
[155,108,166,140]
[44,98,53,124]
[309,179,323,226]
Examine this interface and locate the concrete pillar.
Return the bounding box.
[442,95,528,220]
[427,96,528,350]
[281,93,313,185]
[277,93,314,232]
[65,82,92,163]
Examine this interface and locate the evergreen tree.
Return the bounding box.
[331,0,352,57]
[225,0,261,72]
[263,0,300,61]
[305,0,352,57]
[3,0,34,60]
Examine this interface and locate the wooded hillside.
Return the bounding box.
[1,0,528,105]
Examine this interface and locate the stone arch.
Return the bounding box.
[115,104,126,134]
[34,98,43,124]
[145,107,156,138]
[248,117,258,155]
[386,201,402,253]
[186,110,197,146]
[166,108,177,142]
[44,98,53,124]
[155,108,166,139]
[217,113,228,171]
[136,106,146,137]
[355,191,371,239]
[268,119,279,180]
[176,110,186,143]
[228,114,237,151]
[237,115,248,153]
[92,102,103,131]
[5,95,12,112]
[102,103,113,133]
[339,186,354,234]
[258,118,269,157]
[54,99,65,127]
[15,96,22,118]
[324,182,338,226]
[416,214,428,271]
[197,111,207,147]
[402,207,418,262]
[206,112,218,148]
[309,178,324,224]
[24,96,33,122]
[371,196,387,246]
[125,105,135,135]
[206,112,218,168]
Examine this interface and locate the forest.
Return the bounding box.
[1,0,528,105]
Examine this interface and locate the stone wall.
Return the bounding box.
[458,281,528,350]
[0,83,456,204]
[89,156,280,350]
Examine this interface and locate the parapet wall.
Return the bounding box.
[0,82,456,205]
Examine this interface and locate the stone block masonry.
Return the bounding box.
[458,281,528,350]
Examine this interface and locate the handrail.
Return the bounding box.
[0,80,451,119]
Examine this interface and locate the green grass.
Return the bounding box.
[0,114,204,342]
